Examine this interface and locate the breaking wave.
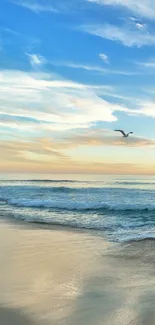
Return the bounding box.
[1,198,155,211]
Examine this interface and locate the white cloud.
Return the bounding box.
[26,53,46,69]
[2,70,155,137]
[135,23,146,31]
[87,0,155,20]
[11,0,155,21]
[133,101,155,118]
[0,69,131,133]
[120,98,155,120]
[99,53,109,63]
[81,23,155,47]
[129,17,139,22]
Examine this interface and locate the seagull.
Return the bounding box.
[114,130,133,137]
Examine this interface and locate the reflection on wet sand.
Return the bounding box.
[0,306,36,325]
[66,238,155,325]
[0,220,155,324]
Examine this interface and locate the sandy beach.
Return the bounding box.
[0,220,109,325]
[0,219,155,325]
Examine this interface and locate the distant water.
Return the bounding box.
[1,176,155,242]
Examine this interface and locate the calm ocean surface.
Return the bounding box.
[1,175,155,242]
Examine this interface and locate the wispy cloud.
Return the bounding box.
[12,0,59,13]
[4,28,20,36]
[99,53,109,64]
[51,61,137,76]
[135,59,155,69]
[26,53,46,69]
[12,0,85,13]
[87,0,155,20]
[81,22,155,47]
[0,138,69,165]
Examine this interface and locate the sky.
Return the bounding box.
[1,0,155,175]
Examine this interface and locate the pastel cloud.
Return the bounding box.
[0,138,69,163]
[1,137,155,174]
[63,132,155,148]
[1,131,155,165]
[1,158,153,175]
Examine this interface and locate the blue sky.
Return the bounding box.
[1,0,155,174]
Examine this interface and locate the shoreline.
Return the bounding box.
[0,213,109,238]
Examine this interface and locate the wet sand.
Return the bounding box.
[0,219,155,325]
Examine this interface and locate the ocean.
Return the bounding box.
[1,175,155,242]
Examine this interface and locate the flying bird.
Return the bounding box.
[114,130,133,137]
